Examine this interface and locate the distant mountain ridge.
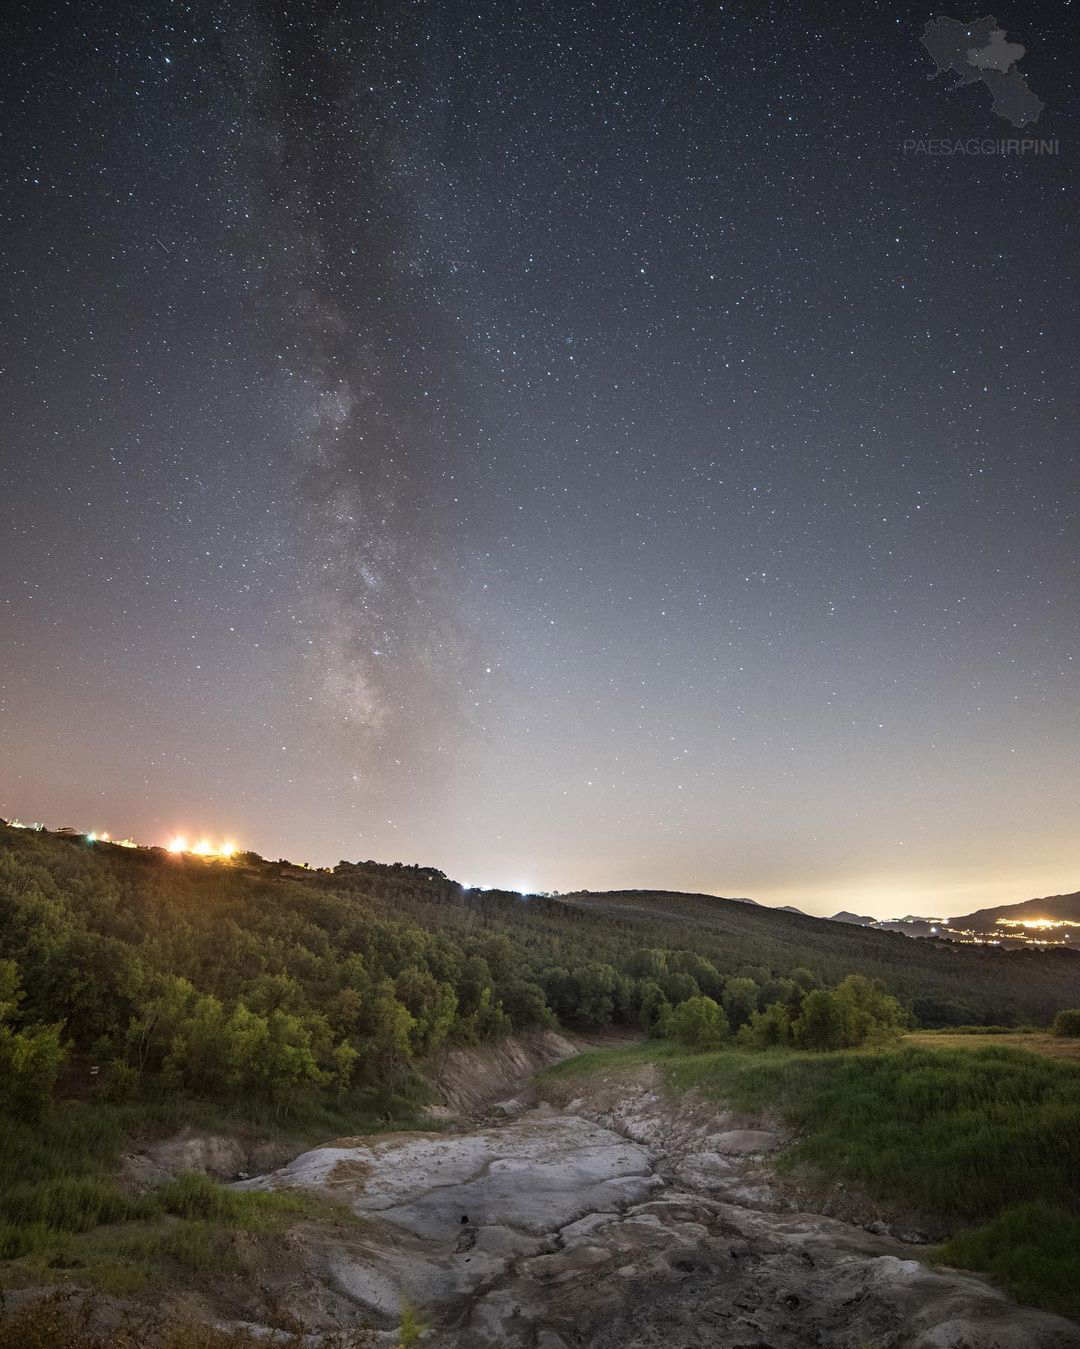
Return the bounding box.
[949,891,1080,932]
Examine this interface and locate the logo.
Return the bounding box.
[920,15,1044,127]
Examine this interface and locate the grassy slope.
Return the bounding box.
[545,1040,1080,1320]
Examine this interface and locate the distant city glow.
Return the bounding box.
[996,917,1080,931]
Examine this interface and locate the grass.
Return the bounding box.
[0,1083,428,1220]
[906,1029,1080,1061]
[0,1173,341,1296]
[545,1040,1080,1320]
[0,1083,421,1299]
[541,1041,677,1079]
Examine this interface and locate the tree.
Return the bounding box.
[0,962,66,1120]
[570,963,620,1028]
[792,988,847,1051]
[458,955,495,1015]
[625,948,668,980]
[0,960,21,1022]
[833,974,907,1044]
[668,996,729,1050]
[464,987,512,1040]
[722,977,760,1031]
[790,967,819,993]
[658,971,700,1006]
[637,979,673,1035]
[0,1020,67,1121]
[739,1000,792,1049]
[500,979,553,1029]
[394,966,457,1055]
[792,976,907,1051]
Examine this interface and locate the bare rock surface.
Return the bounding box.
[234,1069,1080,1349]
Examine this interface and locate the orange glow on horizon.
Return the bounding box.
[167,834,239,860]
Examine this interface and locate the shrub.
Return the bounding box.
[95,1059,140,1103]
[158,1172,243,1222]
[1051,1009,1080,1038]
[668,996,729,1050]
[0,1022,68,1122]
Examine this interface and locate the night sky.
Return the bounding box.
[2,2,1078,917]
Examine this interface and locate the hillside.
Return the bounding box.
[558,888,1080,1024]
[951,891,1080,932]
[2,823,1080,1128]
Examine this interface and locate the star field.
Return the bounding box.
[2,1,1078,916]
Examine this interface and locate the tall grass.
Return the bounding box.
[0,1088,376,1297]
[664,1045,1080,1223]
[550,1042,1080,1318]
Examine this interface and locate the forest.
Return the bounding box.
[2,822,1079,1120]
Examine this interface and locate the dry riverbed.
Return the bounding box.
[225,1055,1079,1349]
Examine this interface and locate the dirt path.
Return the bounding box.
[229,1056,1079,1349]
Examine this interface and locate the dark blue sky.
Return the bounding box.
[2,1,1077,915]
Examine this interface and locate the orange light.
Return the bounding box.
[166,834,238,859]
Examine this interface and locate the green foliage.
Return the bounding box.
[738,1000,792,1049]
[938,1203,1080,1320]
[158,1173,245,1222]
[791,988,847,1050]
[0,962,67,1122]
[500,979,554,1029]
[720,976,759,1030]
[1051,1008,1080,1038]
[637,979,673,1035]
[792,975,906,1051]
[664,1045,1080,1222]
[0,1176,151,1232]
[668,995,728,1050]
[94,1059,139,1104]
[0,1021,67,1122]
[0,822,1074,1129]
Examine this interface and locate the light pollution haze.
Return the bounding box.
[2,3,1077,920]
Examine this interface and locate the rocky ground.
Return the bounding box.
[229,1054,1080,1349]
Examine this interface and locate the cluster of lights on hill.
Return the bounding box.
[996,917,1080,931]
[167,836,237,859]
[3,818,240,861]
[932,916,1080,948]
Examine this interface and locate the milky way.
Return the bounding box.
[2,1,1077,914]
